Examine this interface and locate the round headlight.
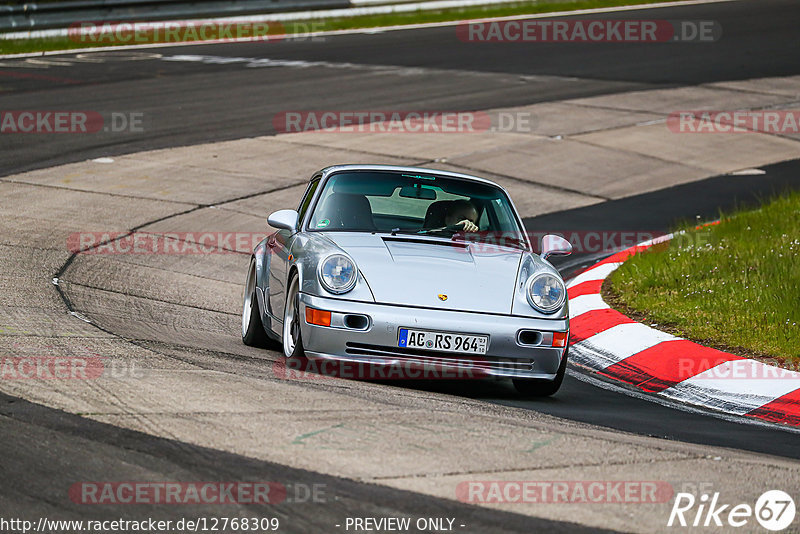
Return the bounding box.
[318,254,357,294]
[526,273,565,313]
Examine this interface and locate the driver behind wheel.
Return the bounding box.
[443,199,479,232]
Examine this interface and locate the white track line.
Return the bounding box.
[568,293,610,319]
[574,323,678,368]
[567,261,621,288]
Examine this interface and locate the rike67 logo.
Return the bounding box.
[668,490,795,531]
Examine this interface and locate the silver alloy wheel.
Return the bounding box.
[242,259,257,338]
[283,275,301,357]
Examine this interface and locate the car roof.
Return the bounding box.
[318,164,504,189]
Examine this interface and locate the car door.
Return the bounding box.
[267,176,321,321]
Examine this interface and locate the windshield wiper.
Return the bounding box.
[416,227,455,236]
[387,228,528,250]
[390,228,417,236]
[389,227,447,236]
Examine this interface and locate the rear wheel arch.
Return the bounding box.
[287,264,300,290]
[242,256,269,347]
[253,239,271,290]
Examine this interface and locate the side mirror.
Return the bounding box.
[267,209,299,233]
[541,234,572,261]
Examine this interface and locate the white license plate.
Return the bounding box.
[398,328,488,355]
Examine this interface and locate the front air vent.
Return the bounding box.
[343,314,369,330]
[517,330,542,346]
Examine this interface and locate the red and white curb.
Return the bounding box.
[566,236,800,428]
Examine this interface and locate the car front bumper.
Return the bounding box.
[298,293,568,380]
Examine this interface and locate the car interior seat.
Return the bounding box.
[423,200,455,228]
[318,193,375,230]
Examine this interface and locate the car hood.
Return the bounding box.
[322,233,523,314]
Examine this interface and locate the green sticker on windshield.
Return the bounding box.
[317,219,330,228]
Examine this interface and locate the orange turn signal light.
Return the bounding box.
[552,331,569,348]
[305,307,331,327]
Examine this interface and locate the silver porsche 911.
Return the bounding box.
[241,165,572,396]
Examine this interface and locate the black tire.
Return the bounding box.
[242,257,269,347]
[282,273,305,359]
[512,345,569,398]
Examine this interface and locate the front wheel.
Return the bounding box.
[512,345,569,397]
[242,257,269,347]
[282,274,305,359]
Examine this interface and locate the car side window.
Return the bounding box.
[297,178,321,225]
[491,198,514,229]
[478,206,490,231]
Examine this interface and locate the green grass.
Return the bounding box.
[605,192,800,362]
[1,0,685,55]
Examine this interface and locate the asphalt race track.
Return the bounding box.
[2,0,800,177]
[2,0,800,531]
[1,389,610,533]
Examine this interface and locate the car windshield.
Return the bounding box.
[307,170,527,249]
